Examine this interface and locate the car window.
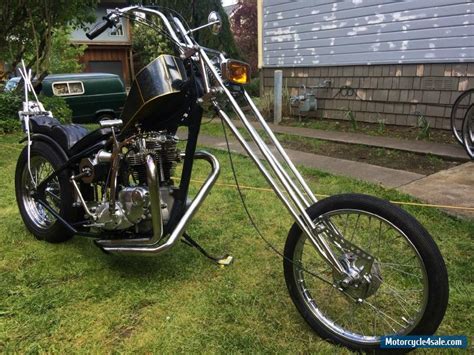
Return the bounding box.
[69,82,84,94]
[52,81,84,96]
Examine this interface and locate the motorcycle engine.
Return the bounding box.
[88,131,180,232]
[126,131,180,184]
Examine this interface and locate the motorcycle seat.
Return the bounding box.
[29,115,112,156]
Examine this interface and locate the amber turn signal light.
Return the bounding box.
[221,59,251,85]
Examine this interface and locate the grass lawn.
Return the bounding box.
[0,132,472,353]
[280,117,457,145]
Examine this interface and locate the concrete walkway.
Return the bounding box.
[231,120,469,161]
[400,162,474,219]
[198,135,424,188]
[197,133,473,219]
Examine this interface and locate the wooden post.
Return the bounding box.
[274,70,283,125]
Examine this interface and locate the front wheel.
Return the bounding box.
[283,194,448,351]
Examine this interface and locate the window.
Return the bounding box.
[52,81,85,96]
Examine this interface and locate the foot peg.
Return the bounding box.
[182,232,233,267]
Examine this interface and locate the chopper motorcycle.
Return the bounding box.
[14,6,448,351]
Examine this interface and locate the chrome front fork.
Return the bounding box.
[200,49,346,275]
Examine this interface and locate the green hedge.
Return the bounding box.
[0,91,22,133]
[40,95,72,124]
[0,91,72,133]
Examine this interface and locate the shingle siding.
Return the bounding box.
[262,63,474,129]
[263,0,474,67]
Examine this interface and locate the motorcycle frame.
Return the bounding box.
[21,5,344,275]
[95,6,345,274]
[26,101,207,240]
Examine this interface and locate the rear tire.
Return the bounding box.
[283,194,448,351]
[15,141,76,243]
[462,105,474,159]
[451,89,474,144]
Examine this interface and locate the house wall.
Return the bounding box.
[71,6,130,44]
[71,3,133,87]
[80,46,132,87]
[262,63,474,129]
[261,0,474,128]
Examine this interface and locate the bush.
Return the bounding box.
[0,119,21,133]
[39,95,72,124]
[253,86,291,120]
[0,90,22,120]
[246,77,260,97]
[0,91,72,133]
[0,91,22,133]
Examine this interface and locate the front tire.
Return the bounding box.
[15,141,76,243]
[283,194,448,351]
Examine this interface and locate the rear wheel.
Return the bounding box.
[462,105,474,158]
[283,194,448,351]
[451,89,474,144]
[15,141,76,243]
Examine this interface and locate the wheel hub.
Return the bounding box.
[333,252,383,300]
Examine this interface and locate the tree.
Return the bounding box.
[230,0,258,76]
[48,27,87,74]
[131,15,175,71]
[188,0,239,59]
[0,0,97,79]
[130,0,239,69]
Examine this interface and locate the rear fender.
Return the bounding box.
[20,133,69,161]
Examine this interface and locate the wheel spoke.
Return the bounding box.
[46,189,61,203]
[379,289,418,317]
[372,287,379,335]
[380,264,422,279]
[289,207,429,343]
[379,262,419,268]
[363,298,405,331]
[21,156,60,229]
[350,214,361,242]
[342,214,350,236]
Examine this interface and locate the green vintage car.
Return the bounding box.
[6,73,126,123]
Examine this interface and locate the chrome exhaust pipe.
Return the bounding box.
[146,154,164,241]
[98,151,220,255]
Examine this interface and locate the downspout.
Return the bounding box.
[257,0,264,96]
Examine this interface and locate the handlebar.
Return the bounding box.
[86,16,114,40]
[82,5,226,97]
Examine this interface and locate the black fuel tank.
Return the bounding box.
[121,55,189,132]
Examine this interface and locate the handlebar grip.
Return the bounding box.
[86,17,113,40]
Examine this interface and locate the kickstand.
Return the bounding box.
[181,232,233,267]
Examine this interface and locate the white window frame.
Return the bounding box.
[52,81,85,97]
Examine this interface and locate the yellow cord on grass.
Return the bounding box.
[181,178,474,212]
